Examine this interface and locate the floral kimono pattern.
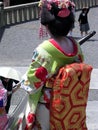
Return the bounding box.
[24,38,84,130]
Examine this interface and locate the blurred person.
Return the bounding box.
[0,83,8,130]
[78,7,90,37]
[0,76,19,113]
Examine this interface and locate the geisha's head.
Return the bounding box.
[39,0,75,37]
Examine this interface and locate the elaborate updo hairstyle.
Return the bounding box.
[39,0,75,37]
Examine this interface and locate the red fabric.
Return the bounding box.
[57,8,70,17]
[25,113,35,130]
[35,67,48,82]
[27,113,35,123]
[34,82,43,89]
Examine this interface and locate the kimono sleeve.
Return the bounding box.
[24,47,51,128]
[27,47,51,92]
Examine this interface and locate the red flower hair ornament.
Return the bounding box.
[57,8,70,17]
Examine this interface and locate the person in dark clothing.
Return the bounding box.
[78,7,90,37]
[0,76,19,113]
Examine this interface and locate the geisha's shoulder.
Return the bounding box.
[38,40,53,49]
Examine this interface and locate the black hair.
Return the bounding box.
[41,3,75,37]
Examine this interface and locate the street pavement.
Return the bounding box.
[0,7,98,130]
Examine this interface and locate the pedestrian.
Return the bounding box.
[23,0,92,129]
[78,7,90,37]
[0,76,19,113]
[0,81,8,130]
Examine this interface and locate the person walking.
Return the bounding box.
[21,0,92,129]
[78,7,90,37]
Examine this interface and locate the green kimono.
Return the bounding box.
[25,38,84,129]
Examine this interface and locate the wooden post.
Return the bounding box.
[0,2,4,28]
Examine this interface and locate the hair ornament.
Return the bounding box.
[39,0,75,18]
[57,8,70,17]
[65,0,75,7]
